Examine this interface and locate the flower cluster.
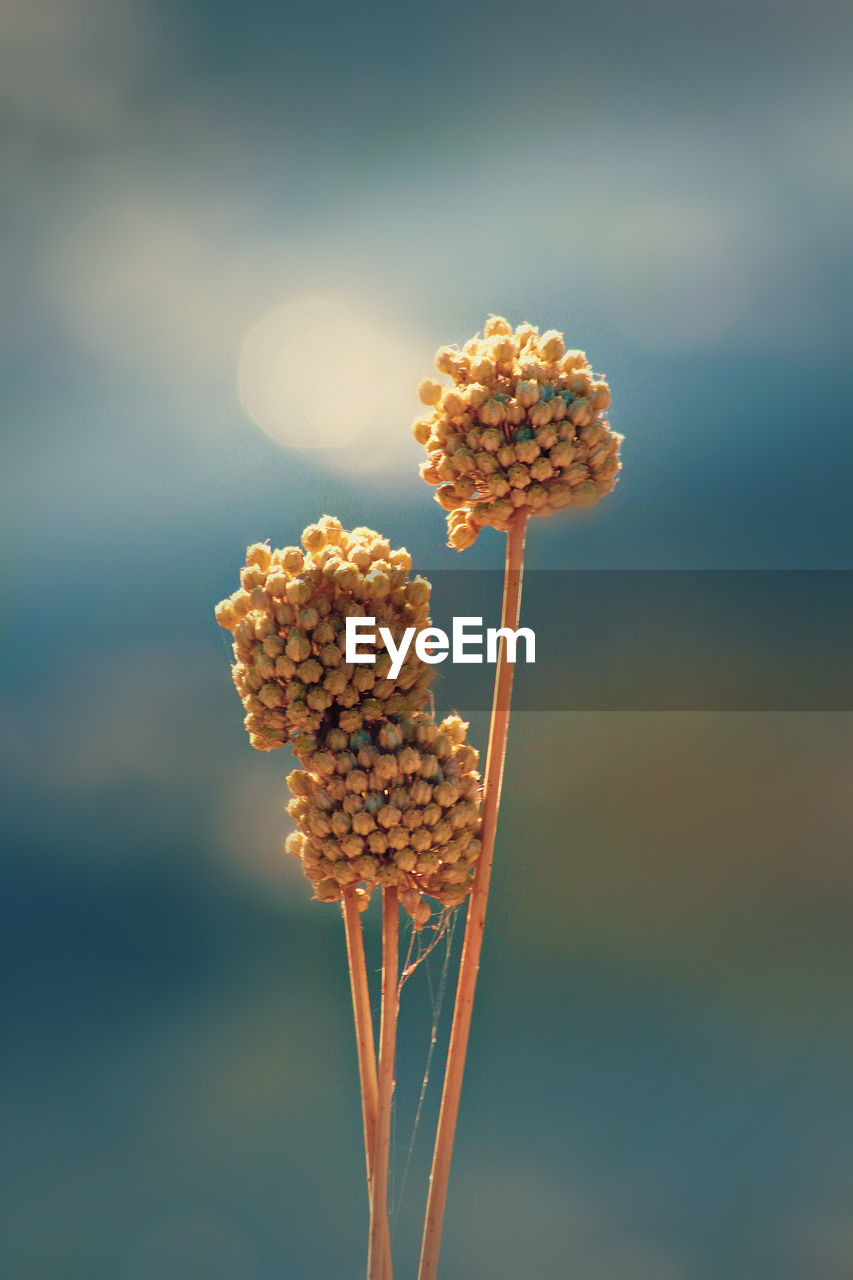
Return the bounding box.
[214,518,482,924]
[413,317,623,548]
[285,711,482,926]
[214,517,433,751]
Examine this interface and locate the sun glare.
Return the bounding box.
[238,297,423,468]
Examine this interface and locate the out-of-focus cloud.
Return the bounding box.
[0,0,156,137]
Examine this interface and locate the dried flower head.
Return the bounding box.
[414,318,623,548]
[285,710,482,926]
[215,517,433,751]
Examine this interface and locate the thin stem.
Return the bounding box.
[342,889,393,1277]
[367,885,399,1280]
[342,888,379,1190]
[417,512,528,1280]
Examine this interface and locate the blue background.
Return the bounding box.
[2,1,853,1276]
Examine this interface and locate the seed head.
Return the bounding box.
[284,709,482,923]
[215,518,433,752]
[414,320,623,548]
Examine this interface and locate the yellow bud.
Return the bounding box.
[448,520,478,551]
[569,397,594,428]
[334,563,361,593]
[538,329,565,362]
[301,524,325,553]
[442,390,466,417]
[246,542,272,571]
[407,577,430,606]
[479,398,506,427]
[411,417,432,445]
[318,514,343,543]
[280,546,304,573]
[469,355,495,383]
[590,380,611,411]
[419,378,443,406]
[465,382,489,409]
[530,456,555,482]
[515,439,540,465]
[484,314,512,337]
[517,380,540,409]
[530,400,555,428]
[433,484,460,511]
[434,346,459,376]
[490,335,515,365]
[214,600,236,630]
[550,440,575,468]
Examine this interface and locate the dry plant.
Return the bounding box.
[214,317,622,1279]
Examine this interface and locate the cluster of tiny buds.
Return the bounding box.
[214,517,433,751]
[285,711,482,927]
[413,316,623,548]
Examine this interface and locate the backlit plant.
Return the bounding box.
[214,317,622,1279]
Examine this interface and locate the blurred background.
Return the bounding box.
[2,1,853,1276]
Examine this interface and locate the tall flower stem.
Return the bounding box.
[367,885,399,1280]
[417,511,529,1280]
[342,889,393,1278]
[342,888,379,1191]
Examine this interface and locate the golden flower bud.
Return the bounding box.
[568,368,593,396]
[448,521,478,551]
[569,397,594,428]
[505,398,525,426]
[590,380,611,411]
[529,399,554,427]
[515,439,540,465]
[246,542,272,571]
[516,380,540,409]
[443,390,466,417]
[419,378,443,406]
[434,346,460,377]
[538,329,565,362]
[301,524,325,553]
[465,383,489,409]
[214,600,236,630]
[530,456,555,482]
[479,398,506,427]
[435,484,462,511]
[484,315,512,337]
[490,335,515,365]
[280,546,304,573]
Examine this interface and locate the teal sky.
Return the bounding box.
[2,3,853,1278]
